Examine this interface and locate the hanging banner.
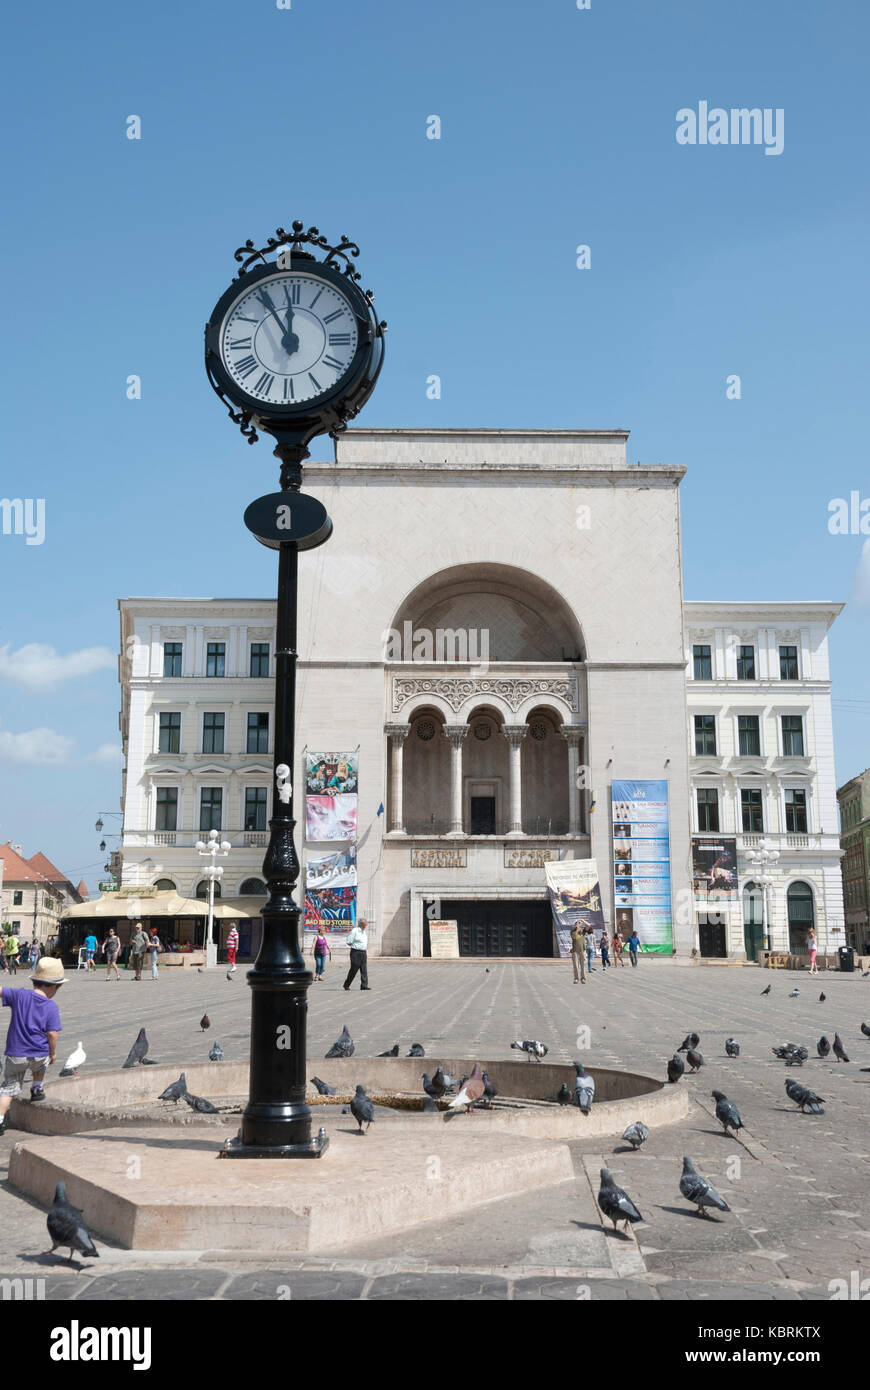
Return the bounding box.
[691,836,738,923]
[611,779,673,953]
[545,859,606,958]
[304,886,356,931]
[305,752,358,796]
[306,847,357,889]
[305,793,358,842]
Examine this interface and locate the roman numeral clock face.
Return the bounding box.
[219,272,359,407]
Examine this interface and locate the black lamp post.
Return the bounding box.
[205,224,385,1158]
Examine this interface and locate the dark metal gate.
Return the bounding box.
[440,899,554,957]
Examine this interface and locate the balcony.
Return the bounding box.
[402,817,574,837]
[124,828,267,848]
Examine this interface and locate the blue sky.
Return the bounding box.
[1,0,868,889]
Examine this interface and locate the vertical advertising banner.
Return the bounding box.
[611,779,673,953]
[305,751,359,842]
[545,859,606,958]
[691,836,738,923]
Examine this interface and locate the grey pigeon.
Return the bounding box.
[686,1048,704,1073]
[788,988,800,998]
[422,1096,439,1113]
[622,1121,649,1150]
[45,1182,99,1264]
[680,1156,730,1218]
[429,1067,448,1096]
[667,1054,685,1084]
[511,1040,548,1061]
[725,1038,740,1058]
[817,1035,831,1058]
[677,1032,700,1053]
[406,1043,425,1058]
[861,1023,870,1039]
[350,1085,374,1133]
[377,1044,400,1057]
[422,1072,443,1100]
[310,1076,336,1096]
[325,1025,354,1059]
[556,1083,572,1106]
[441,1070,460,1091]
[819,992,826,1001]
[481,1070,497,1107]
[761,984,771,995]
[226,970,234,981]
[200,1013,211,1032]
[122,1027,149,1069]
[833,1033,850,1062]
[208,1042,224,1062]
[183,1093,218,1114]
[785,1077,825,1114]
[158,1073,187,1104]
[597,1167,643,1233]
[574,1062,595,1114]
[711,1089,743,1135]
[772,1042,807,1065]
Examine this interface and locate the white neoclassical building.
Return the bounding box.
[116,429,844,960]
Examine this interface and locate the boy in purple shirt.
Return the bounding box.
[0,956,65,1136]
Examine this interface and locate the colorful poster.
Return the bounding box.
[304,886,356,931]
[611,779,673,953]
[691,837,738,899]
[545,859,606,958]
[306,847,357,889]
[305,793,358,842]
[305,752,358,796]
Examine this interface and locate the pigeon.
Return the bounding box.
[199,1013,211,1032]
[441,1070,460,1091]
[761,984,771,995]
[511,1040,548,1061]
[122,1027,150,1068]
[667,1054,685,1084]
[622,1121,650,1150]
[556,1083,572,1106]
[833,1033,850,1063]
[597,1167,643,1233]
[45,1182,99,1264]
[711,1089,743,1135]
[226,971,234,981]
[788,988,800,998]
[310,1076,336,1096]
[422,1096,439,1113]
[208,1041,224,1062]
[677,1033,700,1053]
[772,1043,807,1065]
[377,1044,400,1057]
[60,1042,86,1078]
[445,1063,485,1118]
[785,1077,825,1114]
[817,1035,831,1058]
[406,1043,425,1058]
[429,1066,448,1096]
[724,1038,740,1058]
[350,1085,374,1133]
[158,1073,187,1104]
[680,1156,730,1219]
[325,1025,354,1059]
[574,1062,595,1114]
[819,992,826,1002]
[861,1023,870,1039]
[183,1093,218,1114]
[422,1072,443,1100]
[481,1070,498,1107]
[686,1049,704,1073]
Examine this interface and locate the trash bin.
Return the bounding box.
[838,945,855,973]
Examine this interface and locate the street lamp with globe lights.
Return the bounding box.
[196,829,232,968]
[745,838,781,954]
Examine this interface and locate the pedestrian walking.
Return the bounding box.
[586,932,595,973]
[343,918,371,991]
[29,940,41,971]
[628,930,641,967]
[4,931,20,976]
[83,932,97,971]
[0,956,66,1135]
[612,931,625,967]
[102,927,121,981]
[147,928,162,980]
[311,930,332,980]
[130,923,148,981]
[225,923,239,972]
[570,925,587,984]
[599,934,610,970]
[807,927,819,975]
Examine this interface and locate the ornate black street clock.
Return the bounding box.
[206,225,385,1161]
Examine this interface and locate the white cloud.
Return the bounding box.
[854,539,870,607]
[0,643,115,689]
[88,742,124,764]
[0,720,75,764]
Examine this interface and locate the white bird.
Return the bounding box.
[60,1042,86,1077]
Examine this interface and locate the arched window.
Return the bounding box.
[154,878,176,892]
[787,880,814,952]
[239,878,266,896]
[196,880,221,899]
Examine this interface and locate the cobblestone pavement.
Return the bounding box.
[2,958,869,1300]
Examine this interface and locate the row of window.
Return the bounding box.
[159,711,269,755]
[7,890,57,911]
[692,643,800,681]
[840,798,865,829]
[693,713,805,758]
[162,642,271,678]
[156,786,268,833]
[151,876,266,899]
[696,786,808,834]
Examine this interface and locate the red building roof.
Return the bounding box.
[27,851,69,883]
[1,843,52,884]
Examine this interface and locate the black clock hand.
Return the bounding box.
[282,288,299,355]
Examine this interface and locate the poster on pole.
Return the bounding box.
[305,752,358,796]
[305,793,358,842]
[545,859,606,958]
[611,779,673,953]
[304,886,356,932]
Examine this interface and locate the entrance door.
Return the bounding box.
[742,883,764,962]
[470,797,496,834]
[699,916,727,958]
[440,899,554,956]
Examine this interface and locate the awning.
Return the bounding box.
[61,891,266,921]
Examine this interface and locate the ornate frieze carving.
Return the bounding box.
[393,676,578,715]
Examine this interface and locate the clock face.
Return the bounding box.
[219,271,360,407]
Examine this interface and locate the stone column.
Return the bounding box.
[443,724,468,836]
[385,725,410,833]
[561,726,585,836]
[503,725,528,838]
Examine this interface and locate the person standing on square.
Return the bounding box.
[226,923,239,973]
[628,930,641,967]
[311,931,332,981]
[343,918,370,991]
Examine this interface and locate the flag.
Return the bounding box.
[588,797,596,813]
[376,802,384,817]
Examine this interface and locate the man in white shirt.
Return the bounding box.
[343,918,371,991]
